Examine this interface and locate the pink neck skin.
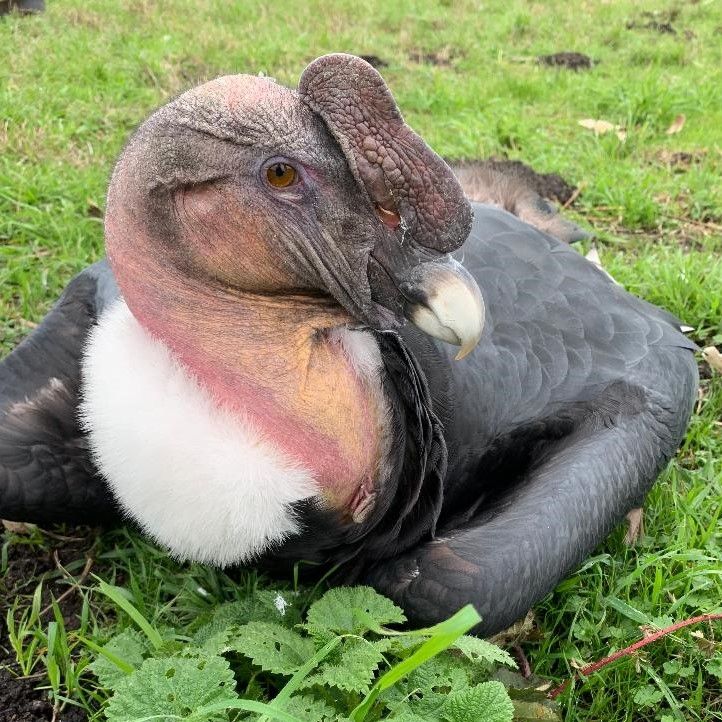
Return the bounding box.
[108,243,385,517]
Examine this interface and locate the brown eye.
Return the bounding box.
[266,162,297,188]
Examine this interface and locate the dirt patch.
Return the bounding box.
[698,359,713,380]
[657,149,706,171]
[537,52,594,71]
[460,158,578,205]
[627,10,679,35]
[1,527,99,722]
[358,54,389,69]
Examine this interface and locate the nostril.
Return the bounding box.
[376,204,401,229]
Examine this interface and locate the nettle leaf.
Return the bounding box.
[196,627,237,656]
[452,636,515,669]
[388,703,444,721]
[301,638,390,694]
[105,653,238,722]
[409,654,474,693]
[306,586,406,635]
[228,621,316,675]
[443,681,514,722]
[90,629,149,689]
[706,657,722,680]
[303,623,338,647]
[384,655,472,718]
[632,684,664,708]
[283,693,341,722]
[192,591,301,647]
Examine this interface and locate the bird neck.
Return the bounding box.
[118,260,388,519]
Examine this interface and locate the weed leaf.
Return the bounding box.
[301,637,390,693]
[306,586,406,635]
[228,621,316,675]
[283,693,342,721]
[443,681,514,722]
[89,628,148,689]
[105,653,238,721]
[632,684,664,708]
[452,636,515,668]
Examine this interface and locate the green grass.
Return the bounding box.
[1,0,721,720]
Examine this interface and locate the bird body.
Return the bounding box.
[0,55,697,635]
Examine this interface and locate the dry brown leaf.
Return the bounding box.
[2,519,35,534]
[488,609,537,645]
[702,346,722,373]
[690,629,718,655]
[578,118,627,141]
[512,699,562,721]
[666,113,686,135]
[624,507,645,546]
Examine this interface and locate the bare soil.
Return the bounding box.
[0,527,98,722]
[537,52,595,71]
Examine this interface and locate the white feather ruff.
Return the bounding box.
[80,300,319,566]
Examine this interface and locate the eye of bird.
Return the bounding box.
[266,162,297,188]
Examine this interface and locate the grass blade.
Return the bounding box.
[350,604,482,721]
[95,579,164,650]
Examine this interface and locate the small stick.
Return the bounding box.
[512,643,532,679]
[39,527,90,543]
[548,612,722,700]
[562,183,584,209]
[39,552,94,618]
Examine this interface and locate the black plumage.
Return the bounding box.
[0,205,697,635]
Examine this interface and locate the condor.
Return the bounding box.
[0,55,697,636]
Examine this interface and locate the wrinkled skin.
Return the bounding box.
[299,54,472,254]
[101,55,482,514]
[108,57,480,341]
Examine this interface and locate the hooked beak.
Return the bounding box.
[399,259,484,359]
[368,245,484,359]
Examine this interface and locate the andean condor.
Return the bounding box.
[0,54,697,635]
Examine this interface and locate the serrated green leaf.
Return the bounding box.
[282,693,340,722]
[89,629,148,689]
[443,681,514,722]
[414,656,471,690]
[387,711,436,722]
[105,653,238,722]
[706,657,722,680]
[452,636,515,668]
[228,621,316,675]
[352,605,481,721]
[632,684,664,708]
[192,591,301,648]
[384,655,473,719]
[302,638,389,694]
[306,586,406,635]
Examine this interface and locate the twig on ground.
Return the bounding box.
[39,527,89,543]
[562,183,584,209]
[548,612,722,699]
[512,644,532,679]
[39,552,94,618]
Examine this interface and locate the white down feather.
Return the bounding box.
[80,300,319,566]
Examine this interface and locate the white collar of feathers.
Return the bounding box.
[80,300,319,566]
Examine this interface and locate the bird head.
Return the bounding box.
[105,53,484,357]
